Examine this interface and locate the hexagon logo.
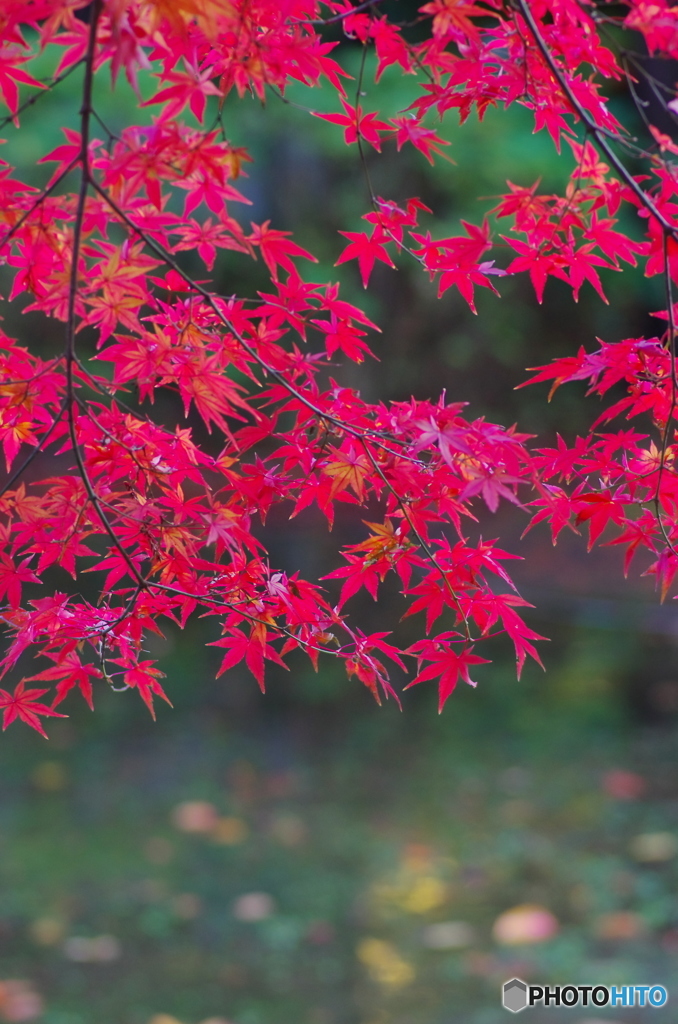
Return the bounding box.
[503,978,528,1013]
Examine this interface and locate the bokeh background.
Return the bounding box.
[2,15,678,1024]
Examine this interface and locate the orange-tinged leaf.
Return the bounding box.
[323,445,372,501]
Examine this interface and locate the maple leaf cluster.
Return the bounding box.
[0,0,677,733]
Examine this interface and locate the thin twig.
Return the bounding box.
[0,396,69,501]
[361,438,474,641]
[514,0,678,238]
[0,157,80,252]
[0,59,85,132]
[86,176,419,457]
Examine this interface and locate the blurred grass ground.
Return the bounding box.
[2,627,678,1024]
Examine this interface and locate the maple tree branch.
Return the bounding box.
[652,230,678,559]
[57,112,426,671]
[66,413,348,662]
[82,572,348,665]
[595,15,678,152]
[69,355,218,455]
[71,392,180,484]
[622,58,657,140]
[0,395,68,501]
[0,356,63,390]
[89,107,121,146]
[64,0,101,369]
[61,0,149,594]
[53,13,215,620]
[61,112,508,660]
[359,439,473,641]
[542,132,591,247]
[0,157,80,252]
[0,58,86,133]
[84,175,417,458]
[516,0,678,571]
[355,38,377,199]
[308,0,387,25]
[0,0,620,719]
[514,0,678,239]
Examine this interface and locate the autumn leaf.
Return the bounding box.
[0,0,669,729]
[405,637,490,712]
[312,99,393,151]
[27,652,102,710]
[335,230,395,288]
[0,680,67,738]
[322,445,372,501]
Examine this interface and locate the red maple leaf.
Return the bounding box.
[250,221,317,281]
[211,625,288,692]
[143,61,220,122]
[644,548,678,602]
[391,117,452,164]
[312,99,393,151]
[27,651,103,710]
[0,680,67,738]
[405,636,490,712]
[504,238,570,304]
[0,553,39,607]
[335,230,395,288]
[117,660,173,720]
[574,489,630,548]
[419,0,485,43]
[0,48,45,117]
[604,511,658,576]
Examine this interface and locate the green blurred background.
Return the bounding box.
[2,20,678,1024]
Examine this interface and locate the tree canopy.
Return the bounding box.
[0,0,676,734]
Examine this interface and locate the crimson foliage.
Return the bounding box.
[0,0,675,734]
